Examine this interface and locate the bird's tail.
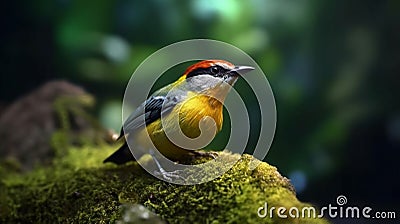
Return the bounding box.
[103,142,135,164]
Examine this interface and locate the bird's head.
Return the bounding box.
[180,60,254,97]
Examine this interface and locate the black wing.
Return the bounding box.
[105,96,168,164]
[118,94,182,138]
[116,96,163,138]
[144,96,165,125]
[105,84,185,164]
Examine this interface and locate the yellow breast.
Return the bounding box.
[135,93,224,160]
[177,93,223,137]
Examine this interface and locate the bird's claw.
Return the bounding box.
[154,169,185,182]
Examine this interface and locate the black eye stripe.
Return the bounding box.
[186,68,210,78]
[186,65,228,78]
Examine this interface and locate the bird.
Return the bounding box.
[104,60,254,166]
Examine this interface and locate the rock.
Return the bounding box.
[0,81,113,171]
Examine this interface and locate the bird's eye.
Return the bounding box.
[211,66,219,75]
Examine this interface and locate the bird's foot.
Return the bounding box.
[154,169,185,182]
[148,148,186,182]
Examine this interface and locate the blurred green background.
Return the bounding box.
[1,0,399,214]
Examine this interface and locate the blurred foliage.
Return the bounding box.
[1,0,399,211]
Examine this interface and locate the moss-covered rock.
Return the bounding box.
[0,145,329,223]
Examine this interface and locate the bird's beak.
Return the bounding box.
[230,65,255,75]
[222,65,254,86]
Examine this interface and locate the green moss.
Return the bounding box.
[0,145,329,224]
